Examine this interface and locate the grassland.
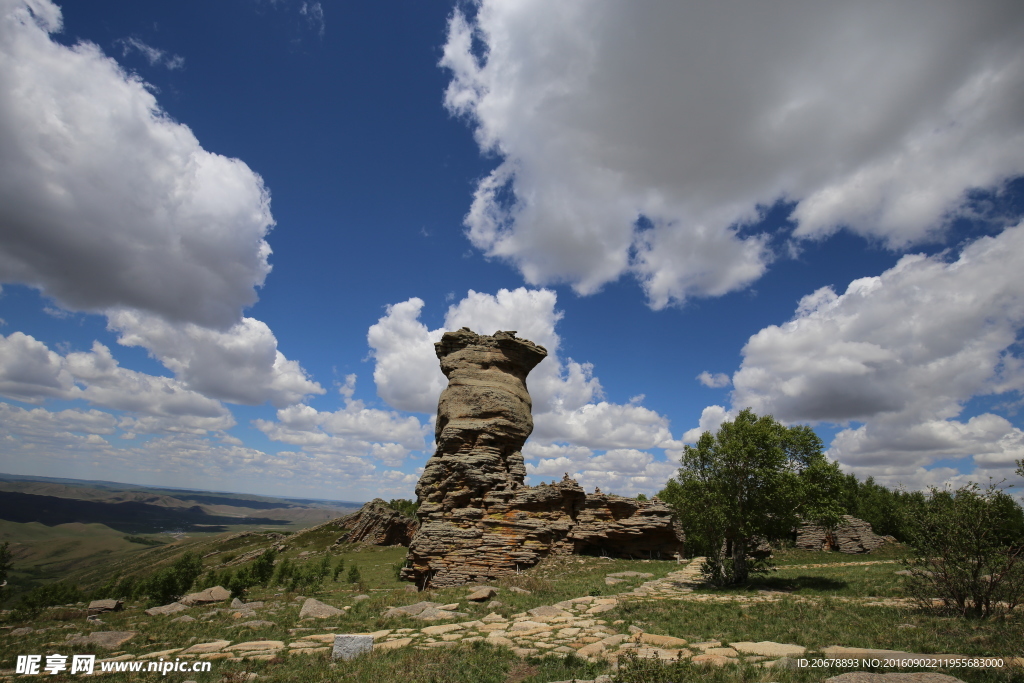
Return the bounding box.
[2,538,1022,682]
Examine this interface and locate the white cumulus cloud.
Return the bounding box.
[442,1,1024,308]
[713,224,1024,489]
[0,0,273,328]
[367,288,681,494]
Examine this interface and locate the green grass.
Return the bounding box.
[2,541,1023,682]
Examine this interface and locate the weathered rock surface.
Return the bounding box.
[145,602,188,616]
[87,599,123,615]
[332,634,373,661]
[180,586,230,606]
[333,498,418,546]
[403,328,685,588]
[796,515,888,553]
[298,598,343,619]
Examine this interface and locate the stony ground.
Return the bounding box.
[6,557,1017,683]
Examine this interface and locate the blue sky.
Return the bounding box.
[1,0,1023,502]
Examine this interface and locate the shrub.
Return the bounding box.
[346,564,362,584]
[387,498,418,518]
[903,481,1024,618]
[333,557,346,581]
[135,551,203,605]
[13,581,82,619]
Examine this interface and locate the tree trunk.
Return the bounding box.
[731,537,748,584]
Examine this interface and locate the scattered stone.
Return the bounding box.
[11,627,33,636]
[731,641,806,657]
[88,599,123,615]
[528,605,569,619]
[171,615,196,624]
[179,586,230,606]
[181,640,231,655]
[508,587,531,594]
[467,587,497,601]
[299,598,343,619]
[353,595,370,601]
[636,633,688,648]
[421,624,464,636]
[605,577,624,585]
[376,638,413,651]
[224,641,284,652]
[145,602,188,617]
[383,601,441,618]
[332,634,374,661]
[691,653,734,666]
[236,621,276,629]
[65,631,137,650]
[762,656,800,669]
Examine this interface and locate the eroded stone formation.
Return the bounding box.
[333,499,418,547]
[795,514,888,553]
[402,328,684,588]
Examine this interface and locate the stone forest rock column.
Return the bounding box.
[402,327,685,589]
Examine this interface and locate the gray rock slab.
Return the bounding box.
[467,587,497,601]
[332,634,373,661]
[145,602,188,616]
[87,599,123,614]
[299,598,343,619]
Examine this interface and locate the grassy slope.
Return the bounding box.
[2,536,1021,682]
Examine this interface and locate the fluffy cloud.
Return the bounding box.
[253,392,430,466]
[697,372,730,389]
[108,310,323,408]
[525,444,678,497]
[0,0,321,413]
[0,332,234,434]
[717,224,1024,485]
[0,415,417,500]
[0,0,273,328]
[442,1,1024,307]
[367,288,680,494]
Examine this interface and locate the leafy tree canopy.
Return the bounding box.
[659,408,844,584]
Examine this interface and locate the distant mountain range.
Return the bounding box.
[0,473,364,534]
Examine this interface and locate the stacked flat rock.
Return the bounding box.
[334,498,419,546]
[796,515,888,553]
[403,328,685,588]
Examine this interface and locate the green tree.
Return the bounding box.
[346,564,362,585]
[903,481,1024,618]
[387,499,418,517]
[136,551,203,604]
[333,556,346,581]
[660,408,844,585]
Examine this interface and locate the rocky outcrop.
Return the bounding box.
[334,499,418,546]
[402,328,684,588]
[796,515,888,553]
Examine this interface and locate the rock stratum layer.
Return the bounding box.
[334,499,418,547]
[796,515,888,553]
[403,328,684,588]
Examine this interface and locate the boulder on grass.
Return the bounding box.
[299,598,343,619]
[180,586,230,606]
[87,599,123,615]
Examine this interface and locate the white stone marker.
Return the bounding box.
[332,634,374,661]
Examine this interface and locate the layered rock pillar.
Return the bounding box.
[402,328,684,588]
